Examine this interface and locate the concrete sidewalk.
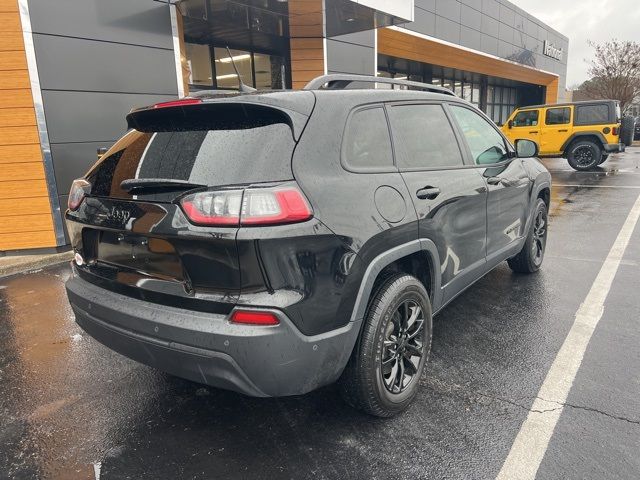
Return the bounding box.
[0,250,72,278]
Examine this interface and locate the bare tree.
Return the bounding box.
[581,40,640,112]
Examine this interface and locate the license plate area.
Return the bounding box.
[93,230,184,281]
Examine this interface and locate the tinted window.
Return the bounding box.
[545,107,570,125]
[513,110,539,127]
[343,107,393,169]
[450,105,509,165]
[88,112,295,201]
[575,104,610,125]
[388,104,463,169]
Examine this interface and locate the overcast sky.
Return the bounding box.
[512,0,640,87]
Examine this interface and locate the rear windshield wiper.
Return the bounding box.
[120,178,206,193]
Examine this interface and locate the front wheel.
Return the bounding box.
[508,198,548,273]
[567,140,602,171]
[339,274,432,417]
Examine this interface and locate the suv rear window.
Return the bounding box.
[342,107,393,170]
[387,104,463,169]
[575,104,610,125]
[87,105,296,200]
[545,107,570,125]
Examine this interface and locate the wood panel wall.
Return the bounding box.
[288,0,325,90]
[378,28,559,103]
[0,0,56,251]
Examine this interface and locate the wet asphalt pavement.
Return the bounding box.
[2,149,640,480]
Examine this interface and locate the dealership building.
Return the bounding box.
[0,0,568,252]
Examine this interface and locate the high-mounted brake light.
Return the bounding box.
[152,98,202,109]
[68,179,91,211]
[180,186,313,227]
[230,310,280,326]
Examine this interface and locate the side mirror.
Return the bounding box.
[508,120,514,129]
[515,139,538,158]
[97,147,108,159]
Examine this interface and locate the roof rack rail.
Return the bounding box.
[303,74,456,96]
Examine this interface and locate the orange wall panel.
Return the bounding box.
[0,6,57,251]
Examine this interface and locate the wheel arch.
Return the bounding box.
[561,132,607,155]
[349,240,442,325]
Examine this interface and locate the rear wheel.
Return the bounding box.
[339,274,432,417]
[598,153,609,165]
[508,198,548,274]
[567,140,602,171]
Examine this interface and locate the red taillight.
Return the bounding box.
[181,189,243,226]
[612,126,619,136]
[230,310,280,326]
[152,98,202,109]
[68,179,91,211]
[180,186,313,227]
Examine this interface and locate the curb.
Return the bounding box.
[0,251,73,278]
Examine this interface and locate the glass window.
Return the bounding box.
[513,110,539,127]
[472,84,480,105]
[545,107,570,125]
[388,104,463,169]
[575,104,610,125]
[254,53,285,89]
[487,85,495,103]
[88,109,296,201]
[343,107,393,169]
[463,84,472,102]
[185,43,213,86]
[214,47,253,89]
[451,105,509,165]
[454,81,463,97]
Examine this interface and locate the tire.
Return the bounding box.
[598,153,609,165]
[621,116,635,147]
[566,140,602,171]
[508,198,548,274]
[339,274,432,417]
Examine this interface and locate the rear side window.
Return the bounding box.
[387,104,463,169]
[87,107,296,200]
[575,104,610,125]
[342,107,393,170]
[545,107,570,125]
[513,110,539,127]
[450,105,509,165]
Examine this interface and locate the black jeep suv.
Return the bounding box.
[65,75,551,417]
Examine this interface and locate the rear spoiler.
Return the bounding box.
[126,97,312,141]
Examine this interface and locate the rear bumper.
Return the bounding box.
[66,274,361,397]
[604,142,625,153]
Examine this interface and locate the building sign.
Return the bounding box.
[353,0,414,22]
[543,40,563,61]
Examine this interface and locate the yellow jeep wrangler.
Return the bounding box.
[502,100,625,171]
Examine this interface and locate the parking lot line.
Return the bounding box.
[497,192,640,480]
[553,184,640,189]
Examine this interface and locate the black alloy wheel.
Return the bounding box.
[567,140,602,171]
[381,300,426,394]
[530,207,547,267]
[508,198,548,273]
[339,274,432,417]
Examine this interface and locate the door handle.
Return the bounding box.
[529,131,539,134]
[558,129,568,132]
[416,186,441,200]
